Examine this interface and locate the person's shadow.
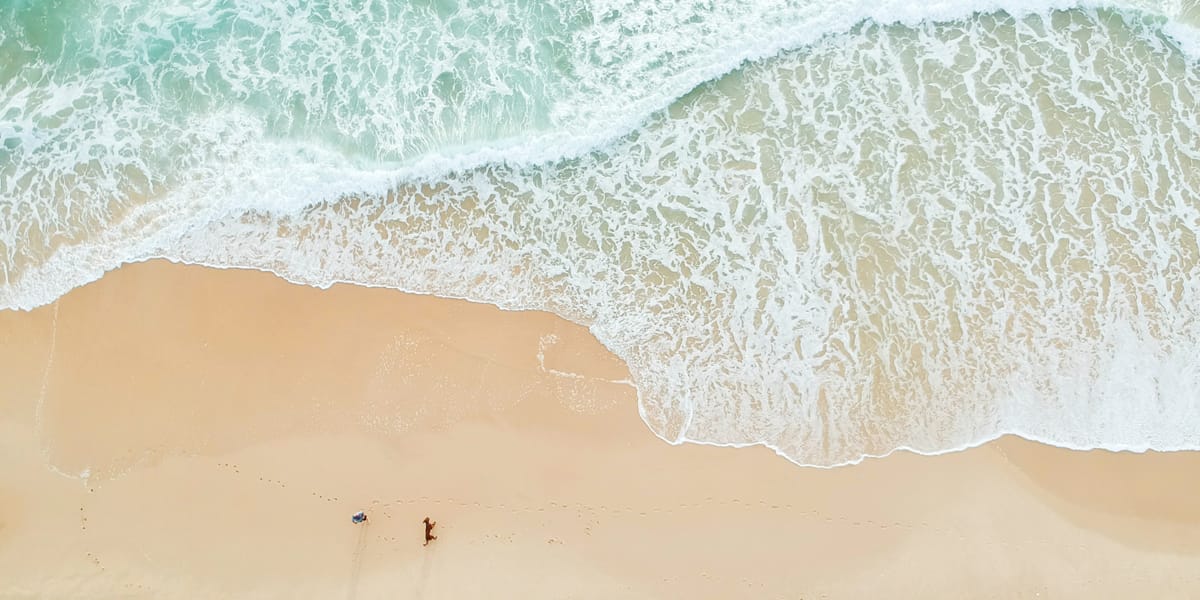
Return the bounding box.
[414,531,436,599]
[345,524,369,600]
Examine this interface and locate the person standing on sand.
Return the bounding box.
[351,511,368,524]
[423,517,437,546]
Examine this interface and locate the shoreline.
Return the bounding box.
[10,256,1198,466]
[2,259,1199,598]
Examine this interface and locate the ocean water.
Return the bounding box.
[3,0,1200,466]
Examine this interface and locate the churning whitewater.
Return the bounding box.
[2,0,1200,465]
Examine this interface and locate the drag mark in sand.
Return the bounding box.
[32,301,84,483]
[33,301,58,438]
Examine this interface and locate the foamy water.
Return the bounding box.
[3,0,1200,466]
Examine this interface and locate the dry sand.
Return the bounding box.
[1,259,1199,599]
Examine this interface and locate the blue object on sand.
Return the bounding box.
[351,511,367,524]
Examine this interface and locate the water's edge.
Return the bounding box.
[91,256,1192,471]
[5,3,1200,468]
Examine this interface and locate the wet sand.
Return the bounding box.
[1,259,1198,598]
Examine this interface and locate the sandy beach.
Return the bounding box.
[2,259,1199,599]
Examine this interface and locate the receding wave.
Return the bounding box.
[2,1,1200,465]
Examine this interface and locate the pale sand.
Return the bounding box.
[2,260,1199,599]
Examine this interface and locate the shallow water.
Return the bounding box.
[3,1,1200,465]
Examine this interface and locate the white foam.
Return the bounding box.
[5,3,1200,466]
[1164,20,1200,58]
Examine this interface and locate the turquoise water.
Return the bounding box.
[3,0,571,159]
[3,0,1200,465]
[1,0,607,272]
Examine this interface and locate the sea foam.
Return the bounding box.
[2,1,1200,465]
